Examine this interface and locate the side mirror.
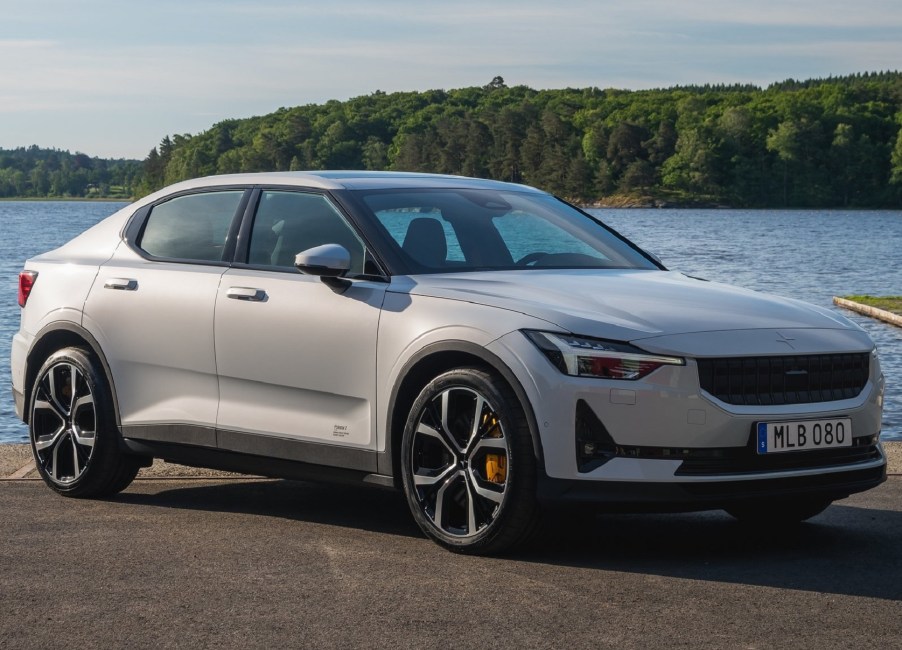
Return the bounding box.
[294,244,351,278]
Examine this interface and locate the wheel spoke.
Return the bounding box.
[438,390,464,453]
[468,395,486,445]
[71,435,81,476]
[33,397,66,424]
[416,421,458,458]
[468,469,505,504]
[464,478,478,535]
[47,369,66,416]
[34,425,66,451]
[413,463,457,488]
[73,429,96,448]
[72,393,93,415]
[71,393,96,448]
[468,435,506,459]
[432,472,459,530]
[68,364,79,412]
[49,434,64,481]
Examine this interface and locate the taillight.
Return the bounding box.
[18,271,38,307]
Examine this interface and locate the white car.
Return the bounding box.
[11,171,886,553]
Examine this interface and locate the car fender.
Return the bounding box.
[22,320,122,428]
[377,291,560,479]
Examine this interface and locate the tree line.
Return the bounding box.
[0,146,141,199]
[8,72,902,207]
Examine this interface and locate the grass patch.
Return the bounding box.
[841,295,902,315]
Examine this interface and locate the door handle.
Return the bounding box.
[226,287,267,302]
[104,278,138,291]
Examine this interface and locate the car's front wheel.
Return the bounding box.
[29,347,141,497]
[401,367,538,554]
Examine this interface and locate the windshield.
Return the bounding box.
[355,188,658,274]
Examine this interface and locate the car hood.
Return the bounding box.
[391,269,863,343]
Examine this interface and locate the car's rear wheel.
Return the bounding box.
[401,367,537,554]
[29,347,141,497]
[724,497,833,526]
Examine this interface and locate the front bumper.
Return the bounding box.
[488,331,887,503]
[537,459,886,510]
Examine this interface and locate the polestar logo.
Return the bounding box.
[776,331,796,349]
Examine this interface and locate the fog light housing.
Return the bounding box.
[575,400,618,473]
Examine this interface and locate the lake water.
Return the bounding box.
[1,202,900,443]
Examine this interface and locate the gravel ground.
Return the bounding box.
[3,441,901,479]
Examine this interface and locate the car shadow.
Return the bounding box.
[519,503,902,601]
[116,478,422,539]
[116,479,902,601]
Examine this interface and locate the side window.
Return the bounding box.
[248,191,366,275]
[138,191,243,261]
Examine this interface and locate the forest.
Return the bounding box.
[0,146,141,199]
[6,72,902,207]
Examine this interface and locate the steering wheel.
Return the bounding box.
[515,252,549,266]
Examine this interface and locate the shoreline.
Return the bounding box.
[0,197,132,203]
[3,197,901,211]
[834,296,902,328]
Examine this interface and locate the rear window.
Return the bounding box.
[138,191,243,261]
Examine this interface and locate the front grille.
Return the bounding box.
[696,353,869,406]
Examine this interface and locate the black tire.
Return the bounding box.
[725,497,833,527]
[29,347,141,497]
[400,367,538,554]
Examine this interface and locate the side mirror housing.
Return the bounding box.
[294,244,351,278]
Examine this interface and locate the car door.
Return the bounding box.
[83,189,248,446]
[213,190,387,471]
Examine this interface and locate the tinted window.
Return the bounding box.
[358,189,656,273]
[494,211,604,261]
[139,191,243,261]
[374,209,465,265]
[248,191,366,275]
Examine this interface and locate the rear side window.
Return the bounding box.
[138,191,243,261]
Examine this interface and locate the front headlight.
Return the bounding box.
[524,330,685,380]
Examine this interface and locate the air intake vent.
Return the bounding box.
[696,353,869,406]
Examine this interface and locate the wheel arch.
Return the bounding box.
[24,322,121,428]
[383,340,544,488]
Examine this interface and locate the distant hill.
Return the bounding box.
[139,72,902,208]
[9,72,902,207]
[0,146,141,199]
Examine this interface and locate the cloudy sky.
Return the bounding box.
[2,0,900,159]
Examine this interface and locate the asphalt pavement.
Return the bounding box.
[1,474,900,648]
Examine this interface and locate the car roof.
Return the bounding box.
[155,171,545,194]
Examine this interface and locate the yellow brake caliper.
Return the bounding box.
[483,414,507,484]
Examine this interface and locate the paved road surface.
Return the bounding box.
[2,477,900,648]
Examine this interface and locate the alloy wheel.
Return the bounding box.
[410,386,510,538]
[31,362,97,485]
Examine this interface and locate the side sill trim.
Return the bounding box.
[122,424,377,473]
[122,424,216,448]
[120,438,393,488]
[217,429,377,473]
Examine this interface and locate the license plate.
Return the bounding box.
[757,418,852,454]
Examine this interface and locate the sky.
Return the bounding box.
[1,0,901,160]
